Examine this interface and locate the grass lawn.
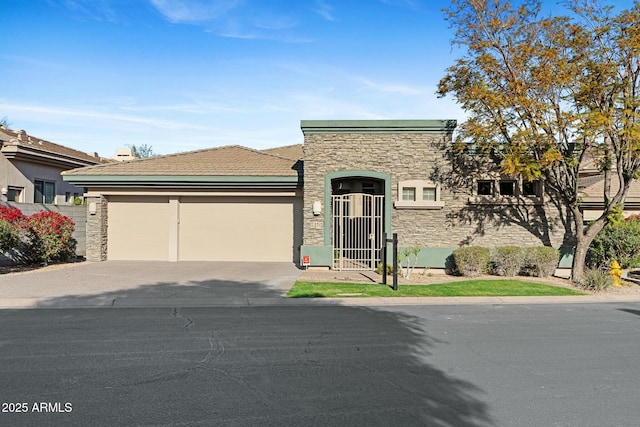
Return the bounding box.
[287,279,586,298]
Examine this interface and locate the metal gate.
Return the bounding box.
[331,193,384,270]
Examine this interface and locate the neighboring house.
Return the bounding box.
[64,119,634,270]
[0,126,108,205]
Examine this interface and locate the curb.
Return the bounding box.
[2,294,640,309]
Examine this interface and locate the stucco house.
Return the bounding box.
[63,145,303,262]
[64,119,604,269]
[0,125,107,205]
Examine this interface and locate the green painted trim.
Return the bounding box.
[301,119,457,134]
[558,246,574,268]
[62,175,298,183]
[300,245,334,267]
[323,170,392,247]
[399,247,458,269]
[62,175,301,189]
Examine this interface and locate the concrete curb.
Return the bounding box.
[2,294,640,309]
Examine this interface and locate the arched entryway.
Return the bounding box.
[330,176,385,270]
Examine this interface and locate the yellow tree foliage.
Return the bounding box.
[438,0,640,282]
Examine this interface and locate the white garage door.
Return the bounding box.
[178,196,295,262]
[106,195,299,262]
[107,196,170,261]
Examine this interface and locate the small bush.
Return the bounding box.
[492,246,526,276]
[376,262,399,276]
[0,220,20,252]
[587,217,640,269]
[0,206,25,259]
[453,246,491,277]
[577,269,612,291]
[25,211,77,263]
[523,246,559,277]
[0,205,26,224]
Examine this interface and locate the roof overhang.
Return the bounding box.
[62,174,302,189]
[300,119,457,134]
[1,144,100,169]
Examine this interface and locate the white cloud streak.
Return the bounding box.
[149,0,243,23]
[2,102,209,131]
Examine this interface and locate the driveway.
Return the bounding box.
[0,261,302,309]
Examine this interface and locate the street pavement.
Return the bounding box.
[1,261,640,309]
[2,262,640,426]
[1,303,640,426]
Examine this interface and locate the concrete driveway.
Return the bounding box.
[0,261,302,309]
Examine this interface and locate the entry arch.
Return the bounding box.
[323,171,392,270]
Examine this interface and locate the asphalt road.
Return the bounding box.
[1,303,640,426]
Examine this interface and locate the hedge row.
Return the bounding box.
[452,245,558,278]
[0,206,76,264]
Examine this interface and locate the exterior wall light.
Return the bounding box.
[312,201,322,216]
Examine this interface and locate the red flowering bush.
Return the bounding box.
[1,207,77,264]
[0,206,25,253]
[25,211,76,263]
[0,205,26,223]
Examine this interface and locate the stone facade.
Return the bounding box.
[85,195,108,262]
[301,120,573,268]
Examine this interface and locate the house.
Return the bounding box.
[63,145,303,262]
[0,125,108,205]
[64,119,593,269]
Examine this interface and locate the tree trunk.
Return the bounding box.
[570,208,608,284]
[571,238,589,284]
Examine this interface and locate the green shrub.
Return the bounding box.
[491,246,526,276]
[452,246,491,277]
[576,269,612,291]
[587,217,640,269]
[25,211,77,263]
[0,220,19,252]
[523,246,559,277]
[376,262,397,276]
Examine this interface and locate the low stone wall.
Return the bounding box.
[0,201,87,257]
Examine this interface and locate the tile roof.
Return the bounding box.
[0,126,108,165]
[262,144,304,160]
[579,175,640,202]
[63,145,301,176]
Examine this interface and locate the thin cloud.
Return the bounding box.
[2,102,209,131]
[312,0,336,22]
[149,0,243,23]
[352,76,428,96]
[53,0,122,23]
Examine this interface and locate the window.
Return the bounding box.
[7,187,23,202]
[499,180,516,196]
[477,180,493,196]
[422,187,436,201]
[402,187,416,201]
[34,180,55,204]
[66,192,73,203]
[395,180,444,209]
[470,178,543,205]
[522,180,541,196]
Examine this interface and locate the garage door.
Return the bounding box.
[105,195,299,262]
[178,196,296,262]
[107,196,170,261]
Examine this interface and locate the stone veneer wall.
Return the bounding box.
[85,195,108,261]
[302,131,572,258]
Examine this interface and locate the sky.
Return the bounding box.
[0,0,634,157]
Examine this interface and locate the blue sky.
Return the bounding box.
[0,0,633,157]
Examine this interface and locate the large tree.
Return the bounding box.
[438,0,640,282]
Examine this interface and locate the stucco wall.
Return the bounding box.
[1,155,86,204]
[302,130,573,267]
